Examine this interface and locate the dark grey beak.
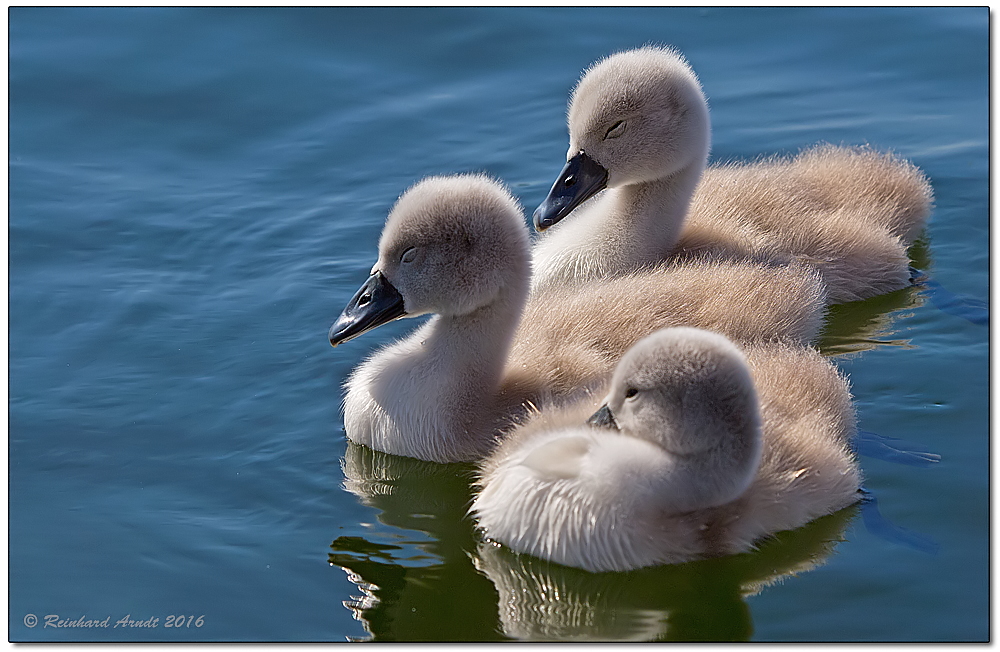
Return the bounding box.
[532,150,609,231]
[329,271,406,347]
[587,404,620,431]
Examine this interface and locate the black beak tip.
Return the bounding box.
[587,404,619,431]
[327,271,406,348]
[328,323,344,347]
[532,151,608,233]
[329,312,360,347]
[532,207,554,231]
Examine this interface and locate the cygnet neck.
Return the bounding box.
[408,269,531,446]
[530,157,704,295]
[427,275,528,386]
[610,159,705,260]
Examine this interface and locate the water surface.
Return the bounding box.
[9,7,988,642]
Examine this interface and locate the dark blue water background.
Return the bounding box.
[9,7,988,642]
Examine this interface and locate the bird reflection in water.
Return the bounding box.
[329,441,858,642]
[470,507,856,642]
[329,442,504,642]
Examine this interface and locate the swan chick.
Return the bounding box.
[530,46,932,303]
[330,174,530,463]
[532,46,709,292]
[473,327,861,572]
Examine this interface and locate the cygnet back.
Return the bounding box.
[503,258,826,404]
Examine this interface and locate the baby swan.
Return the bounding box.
[330,174,531,463]
[532,46,932,304]
[331,176,827,463]
[532,46,709,292]
[473,327,861,573]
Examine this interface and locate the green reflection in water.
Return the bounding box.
[330,442,857,642]
[330,443,502,641]
[817,238,929,356]
[473,506,856,642]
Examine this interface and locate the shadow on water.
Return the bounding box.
[473,508,857,642]
[328,442,858,642]
[817,236,987,357]
[329,443,503,642]
[816,285,923,357]
[813,235,931,356]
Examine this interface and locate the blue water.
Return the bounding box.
[9,7,988,642]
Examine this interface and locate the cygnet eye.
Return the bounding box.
[624,386,639,399]
[604,120,626,139]
[400,247,417,264]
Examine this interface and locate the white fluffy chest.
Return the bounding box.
[341,336,488,463]
[530,194,645,292]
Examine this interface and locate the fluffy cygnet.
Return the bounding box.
[473,327,861,572]
[532,46,709,292]
[531,46,932,304]
[330,176,827,463]
[330,174,530,463]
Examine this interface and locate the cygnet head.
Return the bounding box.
[534,46,711,230]
[329,174,529,345]
[588,327,762,507]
